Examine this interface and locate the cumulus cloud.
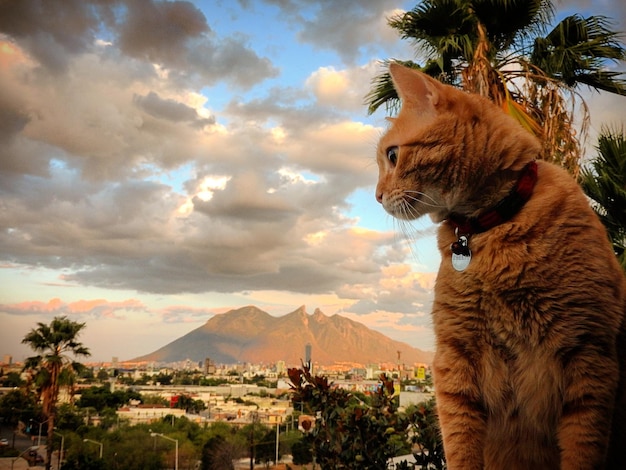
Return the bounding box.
[133,91,216,128]
[117,0,209,64]
[305,62,384,112]
[0,0,458,358]
[0,0,278,86]
[260,0,406,64]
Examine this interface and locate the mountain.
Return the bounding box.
[130,305,433,366]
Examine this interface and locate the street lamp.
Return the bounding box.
[83,438,103,458]
[53,430,65,470]
[29,418,49,446]
[11,446,38,470]
[149,431,178,470]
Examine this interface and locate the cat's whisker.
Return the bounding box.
[401,200,420,220]
[404,194,441,209]
[404,190,445,209]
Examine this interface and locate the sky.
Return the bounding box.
[1,0,625,363]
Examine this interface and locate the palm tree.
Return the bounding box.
[580,127,626,270]
[22,316,91,470]
[366,0,626,176]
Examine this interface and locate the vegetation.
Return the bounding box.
[76,386,142,413]
[21,316,91,470]
[288,365,445,469]
[581,127,626,270]
[366,0,626,176]
[1,359,442,469]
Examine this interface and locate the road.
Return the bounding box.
[0,422,47,469]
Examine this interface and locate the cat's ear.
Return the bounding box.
[389,63,439,114]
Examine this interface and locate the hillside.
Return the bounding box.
[131,305,433,366]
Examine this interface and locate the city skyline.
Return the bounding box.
[1,0,625,362]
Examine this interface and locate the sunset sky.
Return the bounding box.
[1,0,625,363]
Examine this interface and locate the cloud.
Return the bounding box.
[154,305,219,323]
[117,0,209,64]
[0,0,104,72]
[557,0,626,31]
[305,62,384,113]
[0,298,146,319]
[261,0,406,64]
[0,0,278,87]
[0,0,436,336]
[133,91,216,128]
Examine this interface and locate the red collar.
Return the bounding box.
[448,161,538,235]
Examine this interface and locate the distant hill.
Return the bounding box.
[130,305,433,366]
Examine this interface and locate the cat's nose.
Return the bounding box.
[376,191,383,203]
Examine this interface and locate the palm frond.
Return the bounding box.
[472,0,553,51]
[531,15,626,92]
[580,127,626,269]
[502,94,543,136]
[389,0,477,64]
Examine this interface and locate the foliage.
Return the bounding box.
[173,393,207,414]
[0,388,39,426]
[366,0,626,176]
[62,453,106,470]
[21,316,91,470]
[153,372,174,385]
[96,369,109,382]
[201,434,235,470]
[289,366,420,469]
[55,403,86,432]
[405,398,446,470]
[0,371,24,387]
[291,437,314,465]
[580,127,626,270]
[141,393,170,406]
[255,427,280,465]
[79,367,96,382]
[76,386,141,413]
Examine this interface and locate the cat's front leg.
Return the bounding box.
[558,345,619,470]
[433,340,486,469]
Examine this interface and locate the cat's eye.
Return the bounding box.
[386,146,399,166]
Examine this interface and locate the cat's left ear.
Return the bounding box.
[389,63,439,114]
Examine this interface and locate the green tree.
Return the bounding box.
[1,371,24,388]
[55,403,85,432]
[173,394,206,414]
[288,367,414,470]
[580,127,626,270]
[201,434,236,470]
[96,369,109,382]
[141,394,169,407]
[291,437,313,466]
[22,316,91,470]
[405,398,446,470]
[62,453,106,470]
[102,426,165,470]
[366,0,626,176]
[255,427,279,466]
[0,388,38,427]
[76,386,142,413]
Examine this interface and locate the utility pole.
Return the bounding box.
[249,412,257,470]
[275,421,279,465]
[249,426,254,470]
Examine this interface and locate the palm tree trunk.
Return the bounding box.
[45,414,54,470]
[44,362,60,470]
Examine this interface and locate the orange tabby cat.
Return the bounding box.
[375,63,626,469]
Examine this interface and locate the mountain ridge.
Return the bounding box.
[131,305,433,366]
